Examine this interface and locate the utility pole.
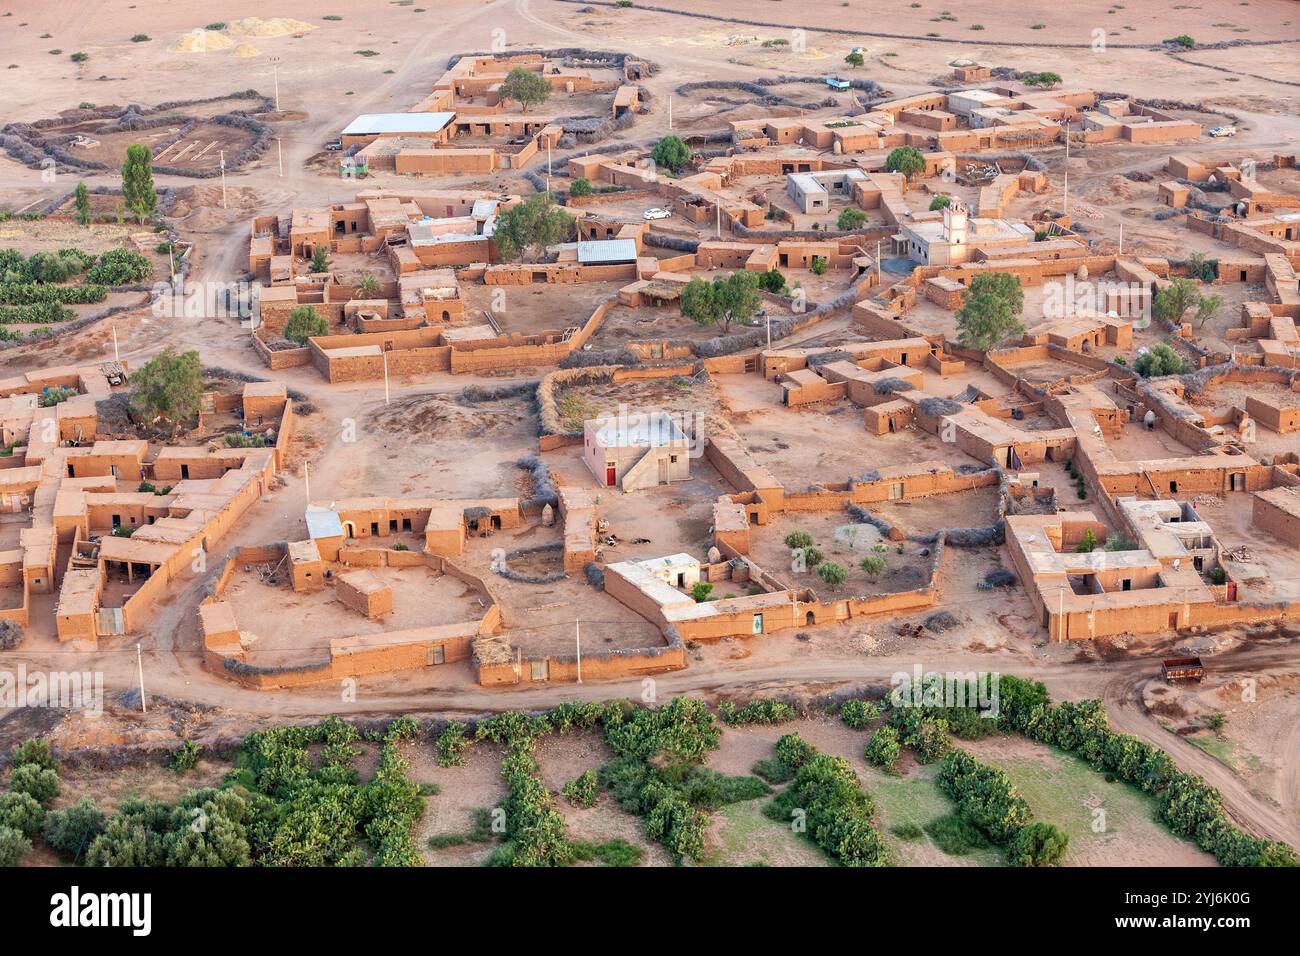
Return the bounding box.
[270,57,281,112]
[766,312,771,350]
[383,352,390,405]
[136,643,147,714]
[304,461,310,504]
[575,619,582,683]
[1118,221,1123,255]
[876,238,882,282]
[668,94,672,131]
[716,200,721,239]
[219,150,227,209]
[277,137,284,177]
[112,323,119,363]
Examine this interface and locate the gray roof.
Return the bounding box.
[577,239,638,265]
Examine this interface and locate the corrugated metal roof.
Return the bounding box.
[341,112,455,136]
[577,239,638,265]
[305,508,344,540]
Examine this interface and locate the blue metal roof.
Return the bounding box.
[305,508,344,540]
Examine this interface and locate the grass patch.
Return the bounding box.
[924,812,990,856]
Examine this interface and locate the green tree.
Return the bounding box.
[885,146,926,180]
[569,177,593,197]
[284,305,328,344]
[120,143,157,223]
[1194,293,1223,329]
[681,271,761,333]
[130,347,202,435]
[1152,276,1200,326]
[492,192,574,262]
[784,531,814,550]
[844,51,865,68]
[1026,71,1063,89]
[837,207,866,230]
[929,194,952,211]
[817,561,848,588]
[499,67,551,112]
[810,255,828,275]
[859,554,885,576]
[1134,343,1186,377]
[355,273,381,297]
[74,181,91,225]
[310,245,330,274]
[957,292,1021,351]
[651,135,691,175]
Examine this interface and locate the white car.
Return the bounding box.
[643,207,672,221]
[1207,126,1237,138]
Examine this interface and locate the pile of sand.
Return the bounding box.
[171,30,236,53]
[233,42,261,58]
[224,17,316,38]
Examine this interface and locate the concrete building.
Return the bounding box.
[583,412,692,491]
[785,168,868,213]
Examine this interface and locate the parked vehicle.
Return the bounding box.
[1207,126,1236,138]
[825,76,851,91]
[643,207,672,221]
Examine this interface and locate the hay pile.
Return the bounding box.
[233,42,261,58]
[472,635,514,666]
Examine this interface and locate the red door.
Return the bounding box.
[606,466,616,487]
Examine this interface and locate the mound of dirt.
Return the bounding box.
[171,30,236,53]
[233,42,261,58]
[225,17,316,38]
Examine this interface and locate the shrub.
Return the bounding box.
[859,554,885,576]
[691,581,714,602]
[810,256,828,276]
[569,177,593,197]
[9,763,59,805]
[0,791,45,839]
[11,738,57,772]
[840,698,882,730]
[131,34,151,42]
[784,530,814,550]
[864,725,902,772]
[561,770,600,808]
[1006,821,1070,866]
[929,194,952,210]
[167,741,202,773]
[924,812,989,855]
[718,698,797,726]
[0,825,31,866]
[41,797,104,862]
[1075,528,1098,553]
[766,748,888,866]
[757,267,786,293]
[1134,343,1186,377]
